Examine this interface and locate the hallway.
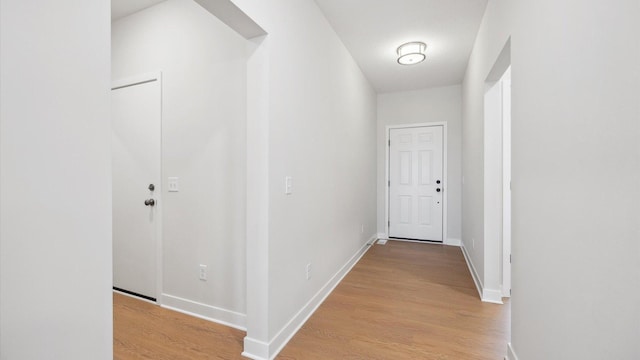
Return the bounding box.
[280,241,509,359]
[114,241,509,359]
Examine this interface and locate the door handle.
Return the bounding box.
[144,199,156,206]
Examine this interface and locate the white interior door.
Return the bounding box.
[389,126,444,241]
[112,77,161,301]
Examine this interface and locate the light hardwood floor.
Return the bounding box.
[114,293,244,359]
[114,240,509,359]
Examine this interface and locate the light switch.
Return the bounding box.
[168,177,179,192]
[285,176,293,195]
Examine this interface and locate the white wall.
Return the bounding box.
[229,0,378,358]
[0,0,113,358]
[377,85,462,243]
[263,0,377,342]
[463,0,640,358]
[112,0,248,325]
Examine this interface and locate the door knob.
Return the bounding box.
[148,184,155,191]
[144,199,156,206]
[436,180,441,184]
[436,188,441,192]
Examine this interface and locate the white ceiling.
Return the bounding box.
[111,0,167,21]
[112,0,487,93]
[313,0,488,93]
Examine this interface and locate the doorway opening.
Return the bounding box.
[483,39,512,302]
[111,0,268,358]
[111,73,163,303]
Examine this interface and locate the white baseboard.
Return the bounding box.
[366,233,378,245]
[242,239,373,360]
[376,232,388,245]
[460,243,483,298]
[505,342,518,360]
[482,288,504,304]
[242,337,269,360]
[444,237,461,246]
[160,293,246,331]
[460,243,503,304]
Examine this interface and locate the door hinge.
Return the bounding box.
[388,180,390,187]
[510,254,512,263]
[388,220,390,227]
[388,139,391,146]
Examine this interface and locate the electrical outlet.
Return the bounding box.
[306,263,311,280]
[199,264,207,281]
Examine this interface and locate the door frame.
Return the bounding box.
[501,67,512,298]
[111,71,163,303]
[385,122,448,243]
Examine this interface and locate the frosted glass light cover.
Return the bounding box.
[397,42,427,65]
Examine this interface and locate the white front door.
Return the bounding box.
[388,126,444,241]
[112,76,161,301]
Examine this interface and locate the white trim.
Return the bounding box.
[242,240,373,360]
[505,343,518,360]
[160,294,246,331]
[385,122,448,243]
[366,234,378,245]
[157,73,164,305]
[242,337,269,360]
[111,72,164,303]
[445,238,461,246]
[482,288,504,304]
[461,243,483,298]
[501,67,512,298]
[460,243,503,304]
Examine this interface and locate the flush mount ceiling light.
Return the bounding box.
[397,41,427,65]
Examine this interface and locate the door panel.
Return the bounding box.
[399,152,412,184]
[418,196,432,225]
[418,150,432,185]
[399,196,412,224]
[112,78,161,300]
[389,126,443,241]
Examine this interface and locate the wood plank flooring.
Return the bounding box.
[114,240,509,359]
[279,241,509,359]
[113,293,244,359]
